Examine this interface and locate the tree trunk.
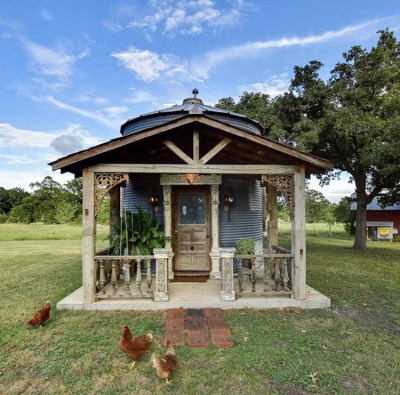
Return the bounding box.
[353,199,368,250]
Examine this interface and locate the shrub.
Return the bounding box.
[235,238,255,254]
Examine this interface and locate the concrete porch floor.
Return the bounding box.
[56,280,331,311]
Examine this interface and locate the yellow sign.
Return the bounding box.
[379,227,390,237]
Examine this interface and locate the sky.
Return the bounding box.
[1,0,399,202]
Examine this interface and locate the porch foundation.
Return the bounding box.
[57,282,330,311]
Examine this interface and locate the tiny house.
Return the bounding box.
[50,90,333,310]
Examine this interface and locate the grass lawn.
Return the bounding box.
[0,223,399,394]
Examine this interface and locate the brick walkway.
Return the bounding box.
[162,308,234,348]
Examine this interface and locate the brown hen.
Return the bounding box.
[151,340,178,384]
[26,301,51,328]
[120,324,153,368]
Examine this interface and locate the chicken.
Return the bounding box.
[119,324,153,368]
[26,301,51,328]
[151,340,178,384]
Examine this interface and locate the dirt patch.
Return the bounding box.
[331,305,400,335]
[342,377,367,392]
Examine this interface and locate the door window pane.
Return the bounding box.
[179,194,205,224]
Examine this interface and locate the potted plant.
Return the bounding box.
[109,208,166,284]
[110,207,165,256]
[235,238,255,256]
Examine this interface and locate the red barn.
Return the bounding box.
[352,197,400,240]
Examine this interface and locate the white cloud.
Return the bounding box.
[191,18,391,80]
[103,1,139,32]
[50,124,101,155]
[47,96,118,129]
[0,123,56,148]
[111,47,186,82]
[238,73,291,98]
[24,41,75,78]
[112,18,392,85]
[102,106,129,120]
[40,9,53,21]
[21,39,90,88]
[94,97,110,105]
[125,0,243,36]
[309,174,355,203]
[0,123,99,190]
[0,154,38,165]
[0,123,101,154]
[103,20,124,33]
[124,89,156,104]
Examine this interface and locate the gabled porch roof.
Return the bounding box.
[49,114,333,177]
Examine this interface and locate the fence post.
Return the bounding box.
[153,248,170,301]
[220,248,236,301]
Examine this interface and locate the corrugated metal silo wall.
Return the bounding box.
[122,175,164,229]
[219,175,264,253]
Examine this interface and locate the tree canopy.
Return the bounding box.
[285,29,400,249]
[6,176,83,224]
[219,29,400,250]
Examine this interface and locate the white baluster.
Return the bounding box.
[125,260,131,295]
[282,258,290,291]
[146,260,152,294]
[111,260,118,295]
[99,259,106,295]
[136,259,142,294]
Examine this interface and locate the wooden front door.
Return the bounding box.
[173,186,211,274]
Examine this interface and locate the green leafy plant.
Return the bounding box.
[235,238,255,255]
[109,207,165,256]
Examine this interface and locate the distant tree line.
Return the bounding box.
[0,176,109,225]
[276,189,353,234]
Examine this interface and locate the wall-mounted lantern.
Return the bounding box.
[148,195,159,213]
[224,195,234,220]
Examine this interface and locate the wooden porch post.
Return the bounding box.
[266,184,278,249]
[292,166,306,299]
[82,167,97,305]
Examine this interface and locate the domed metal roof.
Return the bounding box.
[120,89,264,136]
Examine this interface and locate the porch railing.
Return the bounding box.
[220,246,294,300]
[94,248,170,301]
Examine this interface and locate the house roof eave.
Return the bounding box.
[49,114,333,175]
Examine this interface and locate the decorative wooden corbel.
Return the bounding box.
[94,173,129,217]
[261,174,295,215]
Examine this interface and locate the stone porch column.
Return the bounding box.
[153,248,170,301]
[292,166,306,299]
[220,248,236,301]
[82,167,96,305]
[209,184,221,279]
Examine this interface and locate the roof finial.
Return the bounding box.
[192,88,199,99]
